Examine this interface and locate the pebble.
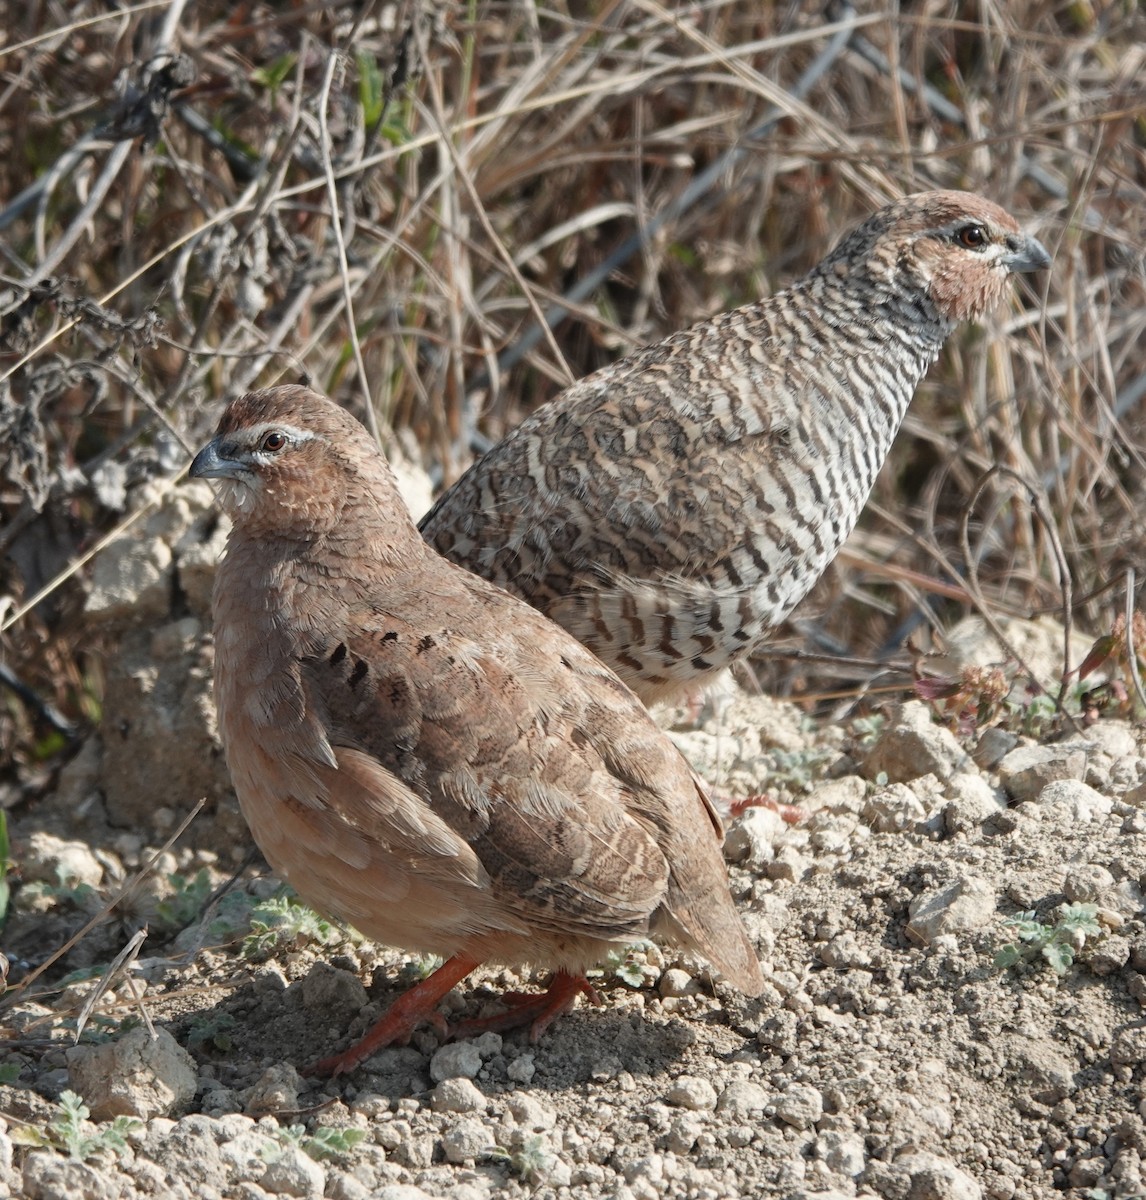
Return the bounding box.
[816,1130,866,1175]
[659,968,701,998]
[21,832,105,889]
[67,1026,197,1120]
[998,744,1086,801]
[84,534,173,624]
[441,1117,492,1163]
[864,782,929,833]
[506,1052,536,1083]
[665,1075,718,1110]
[897,1151,983,1199]
[298,962,369,1016]
[944,773,1006,833]
[864,701,973,783]
[1037,779,1113,821]
[429,1042,482,1083]
[715,1080,769,1120]
[906,875,997,945]
[506,1093,557,1130]
[430,1077,486,1113]
[242,1064,302,1116]
[1083,934,1131,976]
[974,727,1019,769]
[22,1150,126,1200]
[724,806,782,866]
[1062,863,1115,902]
[667,1112,705,1153]
[773,1084,823,1130]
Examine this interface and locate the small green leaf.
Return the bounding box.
[253,53,296,95]
[356,51,385,127]
[1059,902,1101,937]
[304,1125,367,1160]
[994,944,1022,969]
[1042,941,1075,974]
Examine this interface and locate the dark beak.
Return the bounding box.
[189,437,246,481]
[1004,232,1051,273]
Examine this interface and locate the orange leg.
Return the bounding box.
[451,970,601,1042]
[307,953,480,1077]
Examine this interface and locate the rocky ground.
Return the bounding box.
[1,478,1144,1200]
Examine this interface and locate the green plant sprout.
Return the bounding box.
[995,903,1102,975]
[10,1090,141,1161]
[242,891,336,959]
[261,1121,366,1162]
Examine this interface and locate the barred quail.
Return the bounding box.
[421,191,1050,705]
[190,385,764,1075]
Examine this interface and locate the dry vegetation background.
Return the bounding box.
[0,0,1144,780]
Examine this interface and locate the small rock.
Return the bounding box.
[389,451,434,523]
[441,1117,492,1164]
[22,1150,123,1200]
[897,1151,982,1199]
[85,535,173,625]
[907,876,996,945]
[998,744,1086,802]
[724,806,782,866]
[470,1031,503,1058]
[298,962,368,1017]
[430,1078,486,1113]
[243,1063,302,1116]
[659,968,701,998]
[1071,721,1138,759]
[506,1093,557,1130]
[1001,1035,1076,1105]
[715,1080,769,1120]
[220,1126,272,1180]
[766,845,809,883]
[20,832,105,889]
[943,773,1006,833]
[665,1075,717,1110]
[817,1130,867,1176]
[973,727,1019,770]
[1063,863,1115,902]
[262,1144,325,1198]
[864,701,973,783]
[1037,779,1112,821]
[376,1188,435,1200]
[67,1026,196,1119]
[666,1112,705,1153]
[774,1084,823,1130]
[1067,1156,1107,1188]
[808,775,867,813]
[819,931,872,970]
[1083,935,1130,976]
[506,1053,535,1084]
[864,783,929,833]
[429,1042,482,1083]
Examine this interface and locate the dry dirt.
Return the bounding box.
[1,480,1144,1200]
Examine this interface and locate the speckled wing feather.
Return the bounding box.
[421,191,1050,704]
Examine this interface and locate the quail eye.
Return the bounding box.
[956,224,987,249]
[260,431,288,453]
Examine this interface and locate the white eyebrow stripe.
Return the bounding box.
[245,422,318,444]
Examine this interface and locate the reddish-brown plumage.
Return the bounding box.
[191,384,764,1074]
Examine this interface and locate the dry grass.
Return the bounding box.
[0,0,1144,766]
